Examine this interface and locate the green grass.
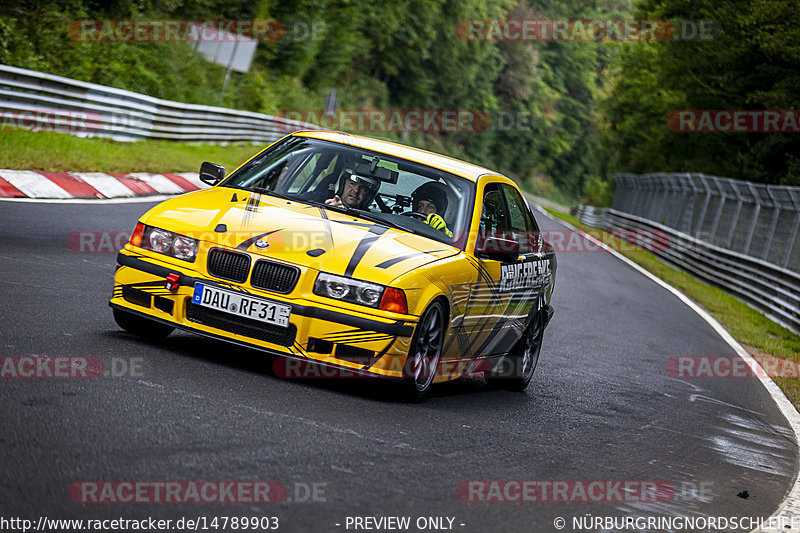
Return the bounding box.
[544,208,800,408]
[0,129,264,173]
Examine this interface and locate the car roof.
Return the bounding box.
[294,130,505,183]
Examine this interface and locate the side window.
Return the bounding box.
[501,184,539,253]
[479,184,508,239]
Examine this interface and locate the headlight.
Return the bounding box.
[314,273,385,308]
[134,224,198,262]
[357,284,382,306]
[172,235,197,260]
[148,228,172,254]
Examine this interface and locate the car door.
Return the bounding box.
[463,180,551,357]
[460,182,516,356]
[497,183,552,338]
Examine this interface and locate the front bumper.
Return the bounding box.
[111,250,417,378]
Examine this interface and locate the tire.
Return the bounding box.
[490,311,544,392]
[113,308,175,339]
[401,300,446,402]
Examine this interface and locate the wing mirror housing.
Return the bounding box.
[476,236,520,262]
[199,162,226,186]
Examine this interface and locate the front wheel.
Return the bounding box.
[113,308,175,339]
[402,300,446,402]
[489,311,544,392]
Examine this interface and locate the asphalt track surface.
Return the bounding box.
[0,200,797,532]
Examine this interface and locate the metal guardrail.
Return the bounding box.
[0,63,318,143]
[572,204,607,227]
[612,173,800,272]
[573,176,800,335]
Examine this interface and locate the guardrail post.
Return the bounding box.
[653,174,669,223]
[725,180,744,249]
[636,176,656,218]
[611,175,623,211]
[635,176,648,216]
[762,187,781,261]
[784,190,800,269]
[693,175,711,237]
[785,214,800,269]
[668,175,684,229]
[681,174,698,233]
[707,177,725,243]
[742,182,762,256]
[615,175,632,213]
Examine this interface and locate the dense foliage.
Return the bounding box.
[602,0,800,186]
[2,0,797,203]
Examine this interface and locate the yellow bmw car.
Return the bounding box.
[110,131,556,400]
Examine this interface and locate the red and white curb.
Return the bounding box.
[0,169,204,199]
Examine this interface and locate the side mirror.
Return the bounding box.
[476,236,520,262]
[199,162,226,186]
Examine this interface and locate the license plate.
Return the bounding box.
[192,283,291,328]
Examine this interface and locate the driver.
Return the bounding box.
[411,182,453,237]
[325,169,380,210]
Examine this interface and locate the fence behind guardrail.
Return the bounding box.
[612,173,800,271]
[0,63,318,143]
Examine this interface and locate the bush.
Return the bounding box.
[581,175,615,207]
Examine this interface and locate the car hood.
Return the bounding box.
[141,187,459,284]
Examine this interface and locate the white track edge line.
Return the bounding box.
[534,205,800,531]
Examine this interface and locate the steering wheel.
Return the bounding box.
[402,211,428,221]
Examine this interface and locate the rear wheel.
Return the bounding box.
[490,311,544,392]
[113,308,174,339]
[402,300,446,402]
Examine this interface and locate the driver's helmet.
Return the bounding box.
[411,181,449,215]
[337,168,381,209]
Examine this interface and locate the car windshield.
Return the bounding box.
[221,136,475,250]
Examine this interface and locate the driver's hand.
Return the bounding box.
[325,195,343,207]
[426,214,453,238]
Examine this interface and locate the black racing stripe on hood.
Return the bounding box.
[344,225,390,278]
[241,192,261,230]
[375,249,447,269]
[245,192,261,212]
[317,207,334,249]
[375,253,421,269]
